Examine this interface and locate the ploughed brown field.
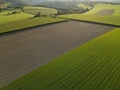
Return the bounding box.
[95,9,115,15]
[0,20,114,87]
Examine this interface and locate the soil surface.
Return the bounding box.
[0,20,114,87]
[95,9,115,15]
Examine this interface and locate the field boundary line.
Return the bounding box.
[0,19,68,36]
[59,17,119,27]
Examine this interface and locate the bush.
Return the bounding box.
[7,11,21,15]
[0,8,2,12]
[12,11,18,14]
[42,15,47,17]
[8,12,11,15]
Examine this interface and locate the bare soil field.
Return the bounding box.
[0,21,114,87]
[95,9,115,15]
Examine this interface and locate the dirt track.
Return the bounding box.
[95,9,115,15]
[0,20,114,87]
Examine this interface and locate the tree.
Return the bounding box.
[0,8,2,12]
[20,6,24,12]
[34,12,41,17]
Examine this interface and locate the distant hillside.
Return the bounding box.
[21,0,43,5]
[0,0,26,7]
[38,1,79,9]
[22,0,120,5]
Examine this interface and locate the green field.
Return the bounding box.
[59,4,120,26]
[60,14,120,26]
[0,3,120,90]
[1,28,120,90]
[84,4,120,16]
[0,17,65,33]
[0,10,33,24]
[23,6,58,16]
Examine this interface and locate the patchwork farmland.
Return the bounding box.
[0,21,114,87]
[0,1,120,90]
[95,9,115,15]
[60,4,120,26]
[1,28,120,90]
[84,4,120,16]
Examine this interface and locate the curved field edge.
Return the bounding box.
[0,17,66,34]
[59,14,120,26]
[23,6,58,15]
[1,28,120,90]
